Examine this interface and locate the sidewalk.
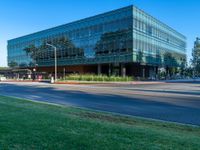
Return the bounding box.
[1,78,200,85]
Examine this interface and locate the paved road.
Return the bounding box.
[0,82,200,125]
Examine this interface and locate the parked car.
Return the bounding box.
[0,76,6,81]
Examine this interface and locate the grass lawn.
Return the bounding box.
[0,96,200,150]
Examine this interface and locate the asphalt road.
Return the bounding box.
[0,81,200,126]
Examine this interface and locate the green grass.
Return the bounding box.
[0,96,200,150]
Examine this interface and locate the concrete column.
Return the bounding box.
[148,66,152,79]
[149,66,157,79]
[97,64,101,75]
[121,64,126,77]
[155,66,158,79]
[142,67,145,78]
[166,66,170,79]
[156,66,158,74]
[108,64,111,76]
[63,67,66,79]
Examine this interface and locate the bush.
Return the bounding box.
[62,74,133,82]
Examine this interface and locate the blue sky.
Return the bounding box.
[0,0,199,67]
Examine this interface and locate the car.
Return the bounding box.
[0,76,6,81]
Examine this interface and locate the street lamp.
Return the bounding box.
[46,43,57,82]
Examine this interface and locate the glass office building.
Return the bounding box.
[7,5,186,77]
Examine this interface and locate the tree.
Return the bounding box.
[192,37,200,75]
[163,52,179,77]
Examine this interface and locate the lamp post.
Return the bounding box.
[33,63,38,81]
[46,43,57,82]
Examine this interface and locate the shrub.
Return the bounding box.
[62,74,133,82]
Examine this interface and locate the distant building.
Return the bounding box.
[7,5,186,77]
[0,68,13,78]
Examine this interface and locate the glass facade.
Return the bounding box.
[132,7,186,67]
[7,5,186,76]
